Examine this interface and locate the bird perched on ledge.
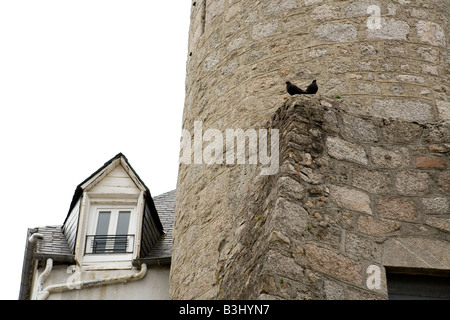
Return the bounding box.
[286,80,318,95]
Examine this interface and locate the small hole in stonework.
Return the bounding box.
[193,2,196,6]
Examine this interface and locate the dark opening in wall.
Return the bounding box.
[386,268,450,300]
[201,0,206,35]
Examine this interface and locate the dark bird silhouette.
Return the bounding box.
[286,81,306,95]
[306,80,318,94]
[286,80,318,95]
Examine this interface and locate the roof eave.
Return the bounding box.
[63,153,163,233]
[132,257,171,267]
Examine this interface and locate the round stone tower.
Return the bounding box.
[170,0,449,299]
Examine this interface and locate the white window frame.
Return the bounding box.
[82,204,137,267]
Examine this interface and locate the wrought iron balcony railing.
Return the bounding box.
[85,235,134,254]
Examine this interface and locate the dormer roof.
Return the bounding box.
[19,153,175,299]
[64,153,162,233]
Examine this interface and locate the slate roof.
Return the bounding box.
[31,190,176,262]
[34,225,74,262]
[144,190,176,261]
[19,189,176,299]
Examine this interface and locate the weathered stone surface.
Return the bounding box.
[311,5,341,21]
[416,157,447,169]
[341,113,378,142]
[203,51,220,72]
[345,0,381,18]
[372,99,434,122]
[315,23,357,42]
[277,176,305,201]
[345,232,378,260]
[324,280,345,300]
[428,144,449,154]
[355,82,382,95]
[174,0,450,300]
[422,64,439,76]
[367,19,410,41]
[264,0,297,15]
[347,286,384,300]
[421,197,450,214]
[378,196,417,222]
[269,230,291,247]
[371,146,410,169]
[330,185,372,215]
[205,0,225,26]
[423,123,450,144]
[358,215,400,235]
[380,121,422,143]
[382,238,450,269]
[225,3,241,22]
[271,198,309,238]
[417,47,440,63]
[416,20,446,47]
[424,216,450,233]
[395,171,431,195]
[263,251,304,281]
[351,167,392,194]
[305,244,362,284]
[252,22,278,40]
[257,293,282,300]
[438,170,450,195]
[304,0,323,5]
[326,137,368,165]
[436,100,450,121]
[397,74,425,84]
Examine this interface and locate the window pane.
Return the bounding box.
[94,211,111,254]
[96,211,111,235]
[116,211,131,235]
[114,211,131,253]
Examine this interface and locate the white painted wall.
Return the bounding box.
[28,161,171,300]
[31,264,170,300]
[88,164,141,197]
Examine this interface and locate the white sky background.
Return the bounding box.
[0,1,191,299]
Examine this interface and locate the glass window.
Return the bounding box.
[87,208,134,255]
[116,211,131,235]
[114,211,131,252]
[96,211,111,235]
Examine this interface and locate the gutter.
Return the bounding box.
[37,259,53,292]
[18,230,44,300]
[38,263,147,300]
[133,257,171,267]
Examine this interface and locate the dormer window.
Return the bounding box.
[60,153,164,269]
[86,207,135,255]
[19,153,173,300]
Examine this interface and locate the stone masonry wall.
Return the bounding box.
[183,0,449,130]
[170,0,449,299]
[215,95,449,299]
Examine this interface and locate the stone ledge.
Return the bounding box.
[382,238,450,270]
[305,243,362,284]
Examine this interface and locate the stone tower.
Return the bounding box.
[170,0,449,299]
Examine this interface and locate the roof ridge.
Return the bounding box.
[154,189,177,199]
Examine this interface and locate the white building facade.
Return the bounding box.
[19,153,174,300]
